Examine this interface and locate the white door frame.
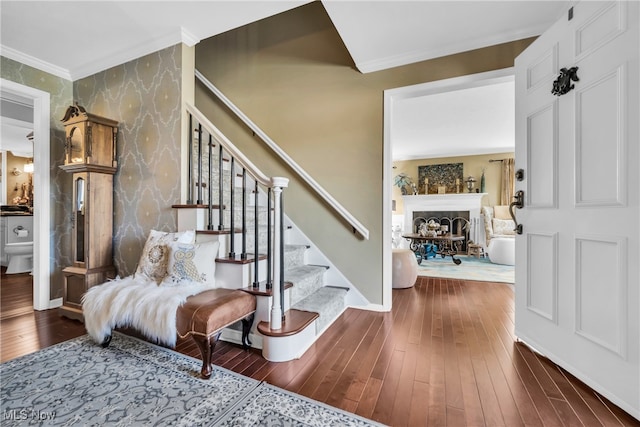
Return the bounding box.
[382,68,514,310]
[1,78,51,310]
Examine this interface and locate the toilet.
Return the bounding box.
[4,243,33,274]
[1,215,34,274]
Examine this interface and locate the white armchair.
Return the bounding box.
[482,205,516,265]
[482,205,516,244]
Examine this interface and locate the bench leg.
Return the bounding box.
[191,334,219,379]
[241,313,255,350]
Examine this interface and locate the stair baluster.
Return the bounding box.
[196,123,203,204]
[229,157,235,258]
[207,134,214,230]
[279,189,285,321]
[252,180,260,287]
[218,143,223,231]
[266,188,272,290]
[241,168,247,259]
[187,114,193,204]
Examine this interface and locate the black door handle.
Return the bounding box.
[509,190,524,235]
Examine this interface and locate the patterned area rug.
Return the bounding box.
[416,254,515,283]
[1,333,384,426]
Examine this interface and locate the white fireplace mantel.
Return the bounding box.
[402,193,488,243]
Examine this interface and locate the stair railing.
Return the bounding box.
[185,102,287,330]
[195,69,370,240]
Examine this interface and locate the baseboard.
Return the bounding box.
[349,302,390,312]
[48,298,63,309]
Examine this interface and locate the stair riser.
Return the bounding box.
[288,270,325,306]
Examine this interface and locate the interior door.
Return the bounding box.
[514,1,639,418]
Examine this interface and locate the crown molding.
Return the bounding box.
[1,28,200,82]
[0,45,72,81]
[70,29,184,80]
[356,26,546,74]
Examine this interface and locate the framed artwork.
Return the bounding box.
[418,163,464,194]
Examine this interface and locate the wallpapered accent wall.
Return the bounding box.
[74,45,183,276]
[1,56,73,298]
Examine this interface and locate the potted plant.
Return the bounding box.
[394,173,414,195]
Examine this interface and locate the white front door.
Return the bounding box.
[514,1,639,418]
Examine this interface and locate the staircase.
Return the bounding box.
[174,103,360,362]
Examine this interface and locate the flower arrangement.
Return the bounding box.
[394,173,415,195]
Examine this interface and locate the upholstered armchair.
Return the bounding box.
[482,205,516,265]
[482,205,516,245]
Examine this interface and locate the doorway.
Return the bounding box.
[1,78,52,310]
[383,68,516,309]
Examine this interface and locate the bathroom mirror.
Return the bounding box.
[74,176,85,263]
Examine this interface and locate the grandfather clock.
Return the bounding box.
[59,104,118,321]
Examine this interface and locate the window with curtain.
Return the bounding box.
[500,158,515,205]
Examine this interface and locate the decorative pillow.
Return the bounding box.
[136,229,196,281]
[162,240,220,287]
[493,205,511,220]
[482,206,494,241]
[492,218,516,236]
[138,243,169,284]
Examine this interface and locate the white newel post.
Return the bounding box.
[270,177,289,330]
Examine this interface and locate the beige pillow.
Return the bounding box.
[492,218,516,236]
[136,229,196,281]
[162,240,220,287]
[138,243,169,284]
[493,205,511,220]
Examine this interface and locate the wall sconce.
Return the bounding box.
[24,161,34,174]
[11,167,22,176]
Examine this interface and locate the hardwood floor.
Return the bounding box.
[1,272,638,426]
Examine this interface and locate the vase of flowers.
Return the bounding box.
[394,173,414,195]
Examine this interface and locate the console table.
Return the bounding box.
[402,233,465,265]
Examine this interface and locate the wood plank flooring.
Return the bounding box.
[1,272,638,426]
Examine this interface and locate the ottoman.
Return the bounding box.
[488,237,515,266]
[392,248,418,289]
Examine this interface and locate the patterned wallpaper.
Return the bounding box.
[74,45,184,276]
[1,56,73,298]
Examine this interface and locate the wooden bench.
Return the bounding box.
[176,288,256,379]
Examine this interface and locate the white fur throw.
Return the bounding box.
[82,275,213,347]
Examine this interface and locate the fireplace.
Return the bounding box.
[402,193,487,247]
[412,210,470,235]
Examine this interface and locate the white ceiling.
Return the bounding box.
[0,1,568,159]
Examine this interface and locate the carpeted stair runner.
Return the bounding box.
[283,244,347,333]
[292,286,348,332]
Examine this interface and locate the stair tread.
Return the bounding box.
[293,286,348,333]
[285,264,327,277]
[292,286,348,311]
[257,309,319,337]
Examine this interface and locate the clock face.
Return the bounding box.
[69,127,84,163]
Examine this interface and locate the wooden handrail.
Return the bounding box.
[195,69,370,240]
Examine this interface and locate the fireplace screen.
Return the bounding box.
[413,210,470,250]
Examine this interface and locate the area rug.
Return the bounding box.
[0,333,384,426]
[416,254,514,283]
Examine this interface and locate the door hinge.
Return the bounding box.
[568,6,573,21]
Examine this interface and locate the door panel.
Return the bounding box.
[575,235,627,357]
[515,1,639,419]
[527,102,558,208]
[575,66,626,206]
[526,232,558,322]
